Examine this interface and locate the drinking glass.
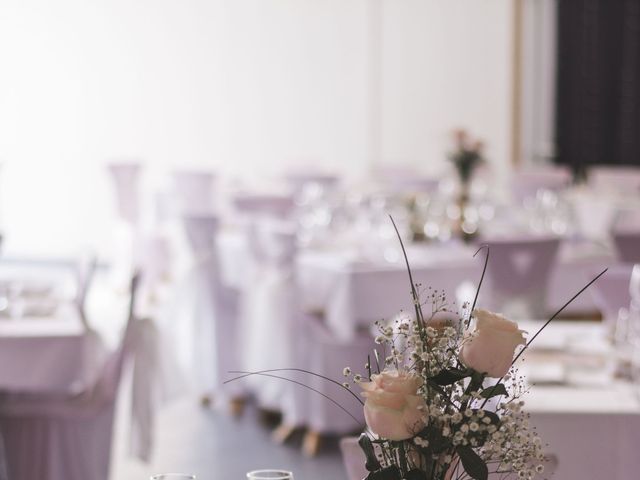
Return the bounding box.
[246,470,294,480]
[151,474,196,480]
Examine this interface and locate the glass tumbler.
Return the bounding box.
[151,475,196,480]
[246,470,294,480]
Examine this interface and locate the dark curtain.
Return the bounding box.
[555,0,640,174]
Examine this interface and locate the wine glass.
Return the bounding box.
[151,474,196,480]
[246,470,294,480]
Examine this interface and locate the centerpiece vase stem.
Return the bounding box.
[456,180,470,242]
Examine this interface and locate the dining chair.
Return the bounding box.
[482,236,561,319]
[298,314,373,456]
[612,231,640,263]
[590,264,633,329]
[0,273,141,480]
[241,220,299,412]
[179,214,243,412]
[172,170,216,215]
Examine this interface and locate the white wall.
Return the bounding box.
[0,0,513,258]
[377,0,514,184]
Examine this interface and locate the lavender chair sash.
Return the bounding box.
[612,231,640,263]
[483,236,561,317]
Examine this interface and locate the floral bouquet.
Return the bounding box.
[341,225,605,480]
[448,129,485,187]
[227,220,605,480]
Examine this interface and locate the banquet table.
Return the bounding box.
[0,317,106,395]
[0,261,108,395]
[519,320,640,479]
[217,230,614,340]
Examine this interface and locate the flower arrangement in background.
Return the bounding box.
[449,129,485,188]
[447,129,486,243]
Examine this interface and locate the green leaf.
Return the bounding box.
[464,371,485,395]
[366,465,402,480]
[430,368,471,385]
[456,446,488,480]
[358,434,382,472]
[480,383,507,399]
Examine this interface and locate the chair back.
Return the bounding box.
[590,264,633,327]
[612,231,640,263]
[107,161,141,225]
[339,437,368,480]
[484,236,560,317]
[172,170,216,215]
[303,315,372,433]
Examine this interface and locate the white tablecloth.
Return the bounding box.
[522,321,640,479]
[0,318,107,395]
[218,231,613,340]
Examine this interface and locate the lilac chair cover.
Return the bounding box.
[172,170,216,215]
[511,167,571,203]
[483,236,561,318]
[242,221,300,411]
[0,275,144,480]
[135,233,172,298]
[180,214,241,398]
[590,264,633,328]
[302,315,372,434]
[340,436,368,480]
[107,162,141,225]
[612,231,640,263]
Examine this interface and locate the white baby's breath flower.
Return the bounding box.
[414,437,429,448]
[343,367,351,376]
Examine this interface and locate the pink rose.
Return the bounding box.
[360,370,426,440]
[460,309,526,378]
